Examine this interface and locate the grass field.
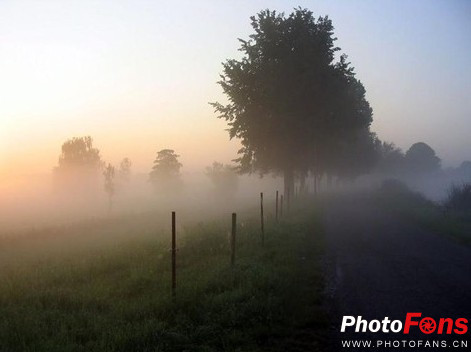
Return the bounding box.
[0,201,327,352]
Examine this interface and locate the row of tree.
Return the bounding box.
[53,136,132,210]
[51,8,468,209]
[212,8,376,197]
[148,150,239,197]
[53,134,467,208]
[375,141,441,176]
[53,136,239,210]
[210,8,465,196]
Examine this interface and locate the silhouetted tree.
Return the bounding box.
[103,163,115,211]
[205,162,238,198]
[212,8,373,197]
[333,130,379,181]
[54,136,103,191]
[405,142,441,173]
[376,141,406,175]
[149,149,182,191]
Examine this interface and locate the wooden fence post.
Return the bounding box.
[231,213,236,266]
[171,211,176,299]
[260,192,264,245]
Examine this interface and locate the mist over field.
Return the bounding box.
[0,1,470,351]
[1,0,470,235]
[1,143,468,234]
[0,167,284,233]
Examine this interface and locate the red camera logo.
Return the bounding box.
[404,313,468,335]
[419,317,436,334]
[341,313,469,335]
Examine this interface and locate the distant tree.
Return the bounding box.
[118,158,132,183]
[149,149,182,190]
[212,8,373,197]
[405,142,441,173]
[333,130,379,181]
[54,136,103,190]
[376,141,406,175]
[55,136,102,172]
[103,163,116,211]
[205,162,238,197]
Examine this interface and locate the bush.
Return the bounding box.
[377,178,434,209]
[445,183,471,211]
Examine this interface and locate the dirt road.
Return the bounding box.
[323,194,471,351]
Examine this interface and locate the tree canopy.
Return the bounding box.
[53,136,103,191]
[149,149,183,190]
[212,8,374,195]
[56,136,102,172]
[375,141,406,175]
[405,142,441,173]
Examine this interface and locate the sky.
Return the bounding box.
[1,0,470,182]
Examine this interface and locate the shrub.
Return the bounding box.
[378,178,433,209]
[445,183,471,211]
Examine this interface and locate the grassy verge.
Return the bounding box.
[373,183,471,245]
[0,203,326,351]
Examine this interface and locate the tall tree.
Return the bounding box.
[212,8,373,196]
[149,149,183,190]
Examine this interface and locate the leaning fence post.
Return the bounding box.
[275,190,279,222]
[260,192,265,245]
[171,211,176,300]
[231,213,236,266]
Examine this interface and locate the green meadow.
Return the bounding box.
[0,201,327,352]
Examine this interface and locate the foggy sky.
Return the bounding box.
[1,0,470,183]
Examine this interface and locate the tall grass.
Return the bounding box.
[445,183,471,211]
[0,202,326,351]
[374,179,471,245]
